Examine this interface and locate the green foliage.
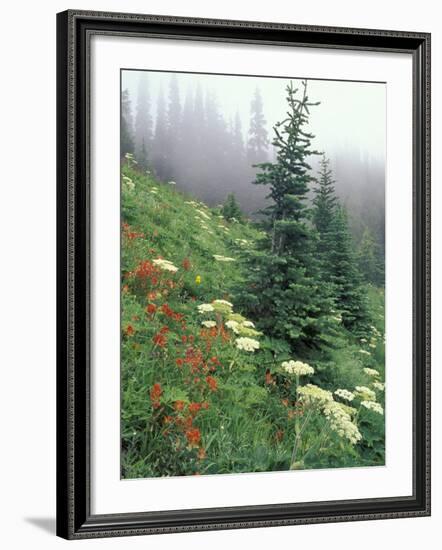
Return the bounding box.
[321,206,369,334]
[222,193,243,222]
[247,87,269,164]
[312,155,338,239]
[358,227,385,286]
[121,89,134,157]
[311,159,370,336]
[238,81,334,349]
[137,137,149,172]
[120,158,385,480]
[134,74,153,165]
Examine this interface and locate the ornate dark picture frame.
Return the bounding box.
[56,9,431,540]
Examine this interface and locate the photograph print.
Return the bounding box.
[120,69,386,480]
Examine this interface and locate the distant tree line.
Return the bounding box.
[121,74,384,289]
[121,74,272,213]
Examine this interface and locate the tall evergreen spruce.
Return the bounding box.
[247,87,269,165]
[152,86,169,181]
[231,111,245,167]
[134,75,152,166]
[357,227,384,286]
[239,81,333,349]
[121,89,134,158]
[222,193,243,221]
[321,206,369,333]
[166,74,182,179]
[312,156,337,238]
[138,137,149,172]
[312,159,369,333]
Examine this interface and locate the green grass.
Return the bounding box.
[121,160,386,479]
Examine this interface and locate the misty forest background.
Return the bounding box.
[122,72,385,282]
[120,72,386,478]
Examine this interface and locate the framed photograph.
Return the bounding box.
[56,10,431,539]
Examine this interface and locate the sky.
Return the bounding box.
[122,69,386,165]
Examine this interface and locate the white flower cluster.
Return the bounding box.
[234,238,249,247]
[355,386,376,401]
[298,385,361,445]
[196,208,211,220]
[226,320,240,334]
[168,180,176,185]
[372,381,385,392]
[334,388,355,402]
[122,175,135,192]
[213,299,233,308]
[184,199,206,209]
[225,314,260,337]
[323,401,362,445]
[282,360,314,377]
[124,152,137,165]
[213,254,236,262]
[201,320,217,328]
[211,299,233,315]
[361,401,384,415]
[235,337,260,352]
[358,349,371,356]
[297,384,333,407]
[152,258,178,273]
[197,303,215,314]
[363,367,380,377]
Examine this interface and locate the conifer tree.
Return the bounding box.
[357,227,384,286]
[238,81,333,349]
[311,159,369,333]
[121,89,134,157]
[178,86,196,179]
[312,155,338,237]
[232,111,245,162]
[152,86,169,180]
[247,87,269,165]
[134,74,152,165]
[322,206,369,333]
[166,74,182,178]
[138,137,149,172]
[222,193,243,221]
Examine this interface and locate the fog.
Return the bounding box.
[121,69,385,248]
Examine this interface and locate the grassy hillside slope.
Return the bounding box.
[121,160,385,478]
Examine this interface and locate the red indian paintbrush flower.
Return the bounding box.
[152,333,167,348]
[188,402,202,415]
[206,376,218,392]
[185,428,201,447]
[124,324,135,337]
[182,257,191,271]
[150,383,162,409]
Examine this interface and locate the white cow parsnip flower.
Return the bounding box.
[201,320,217,328]
[152,258,178,272]
[235,337,260,352]
[282,360,314,376]
[197,303,215,314]
[334,388,355,402]
[361,401,384,415]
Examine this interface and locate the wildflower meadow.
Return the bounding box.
[120,72,386,479]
